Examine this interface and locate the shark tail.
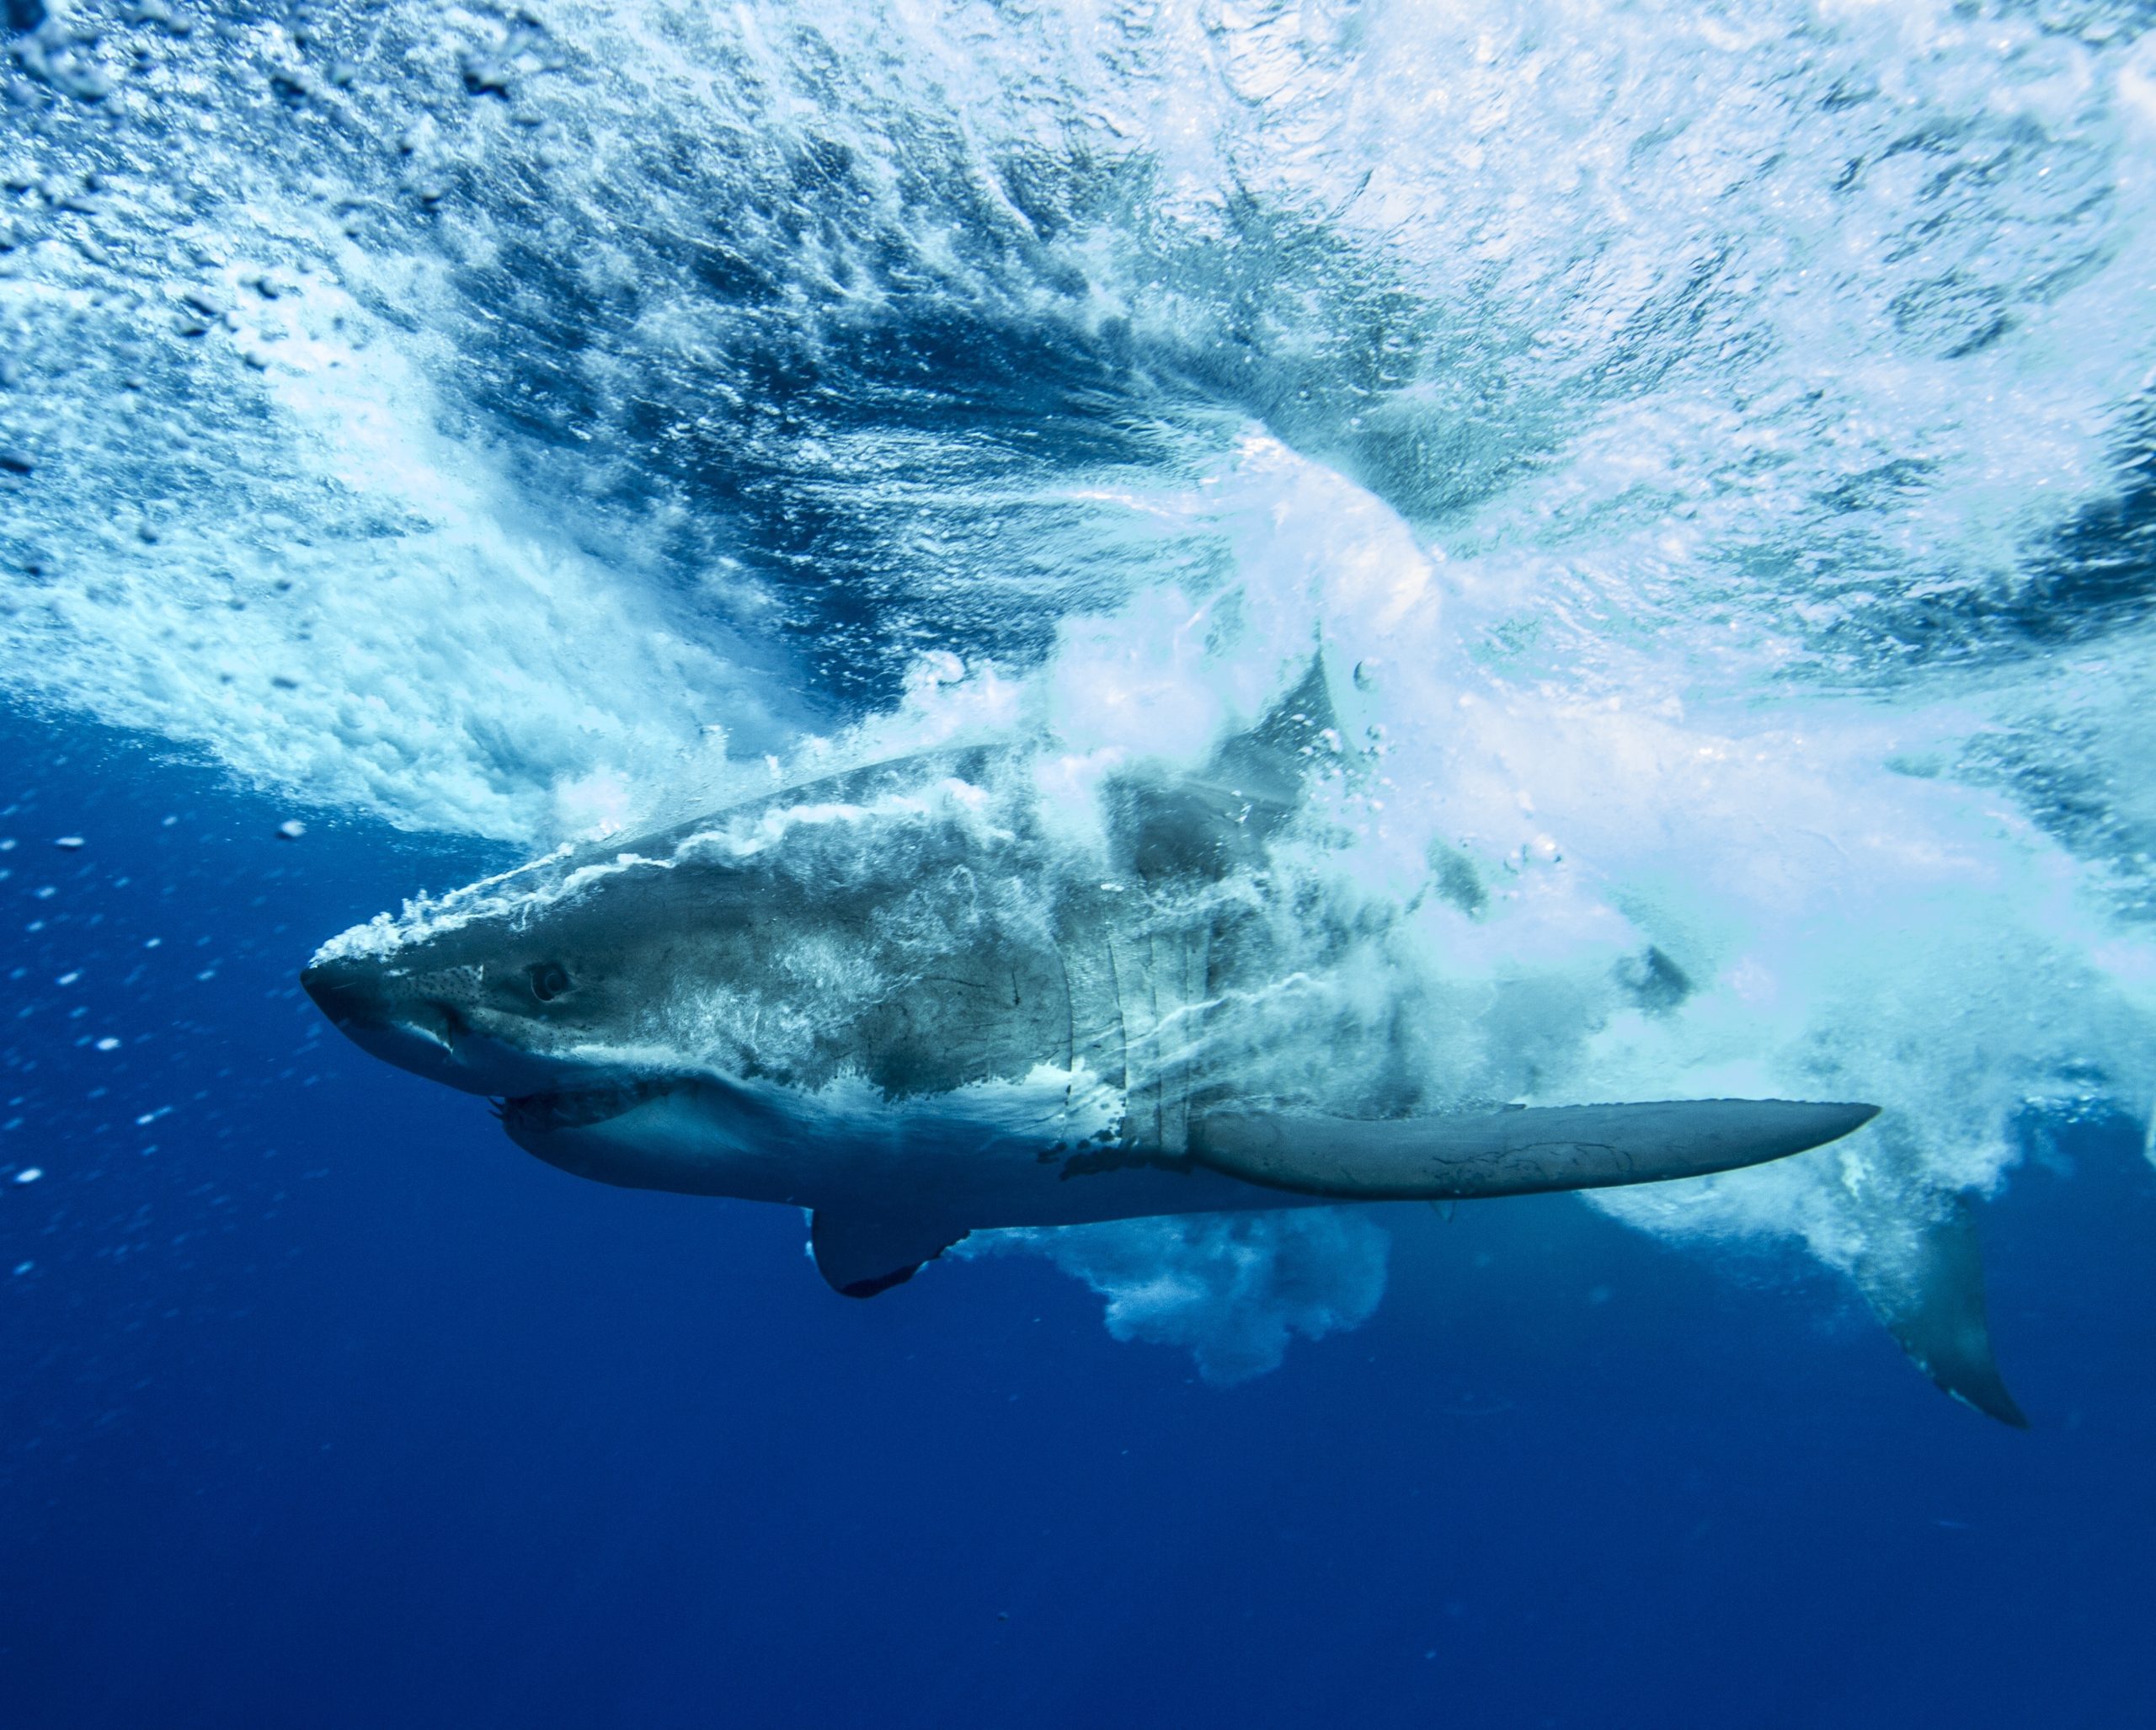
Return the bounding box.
[1845,1190,2027,1428]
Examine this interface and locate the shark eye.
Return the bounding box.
[527,961,571,1003]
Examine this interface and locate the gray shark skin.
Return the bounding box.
[302,661,2015,1419]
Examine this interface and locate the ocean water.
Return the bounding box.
[4,2,2155,1723]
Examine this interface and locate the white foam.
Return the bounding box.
[310,774,1015,965]
[3,247,790,841]
[965,1209,1389,1385]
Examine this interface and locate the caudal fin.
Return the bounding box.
[1847,1192,2027,1428]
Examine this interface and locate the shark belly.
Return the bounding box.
[499,1071,1321,1228]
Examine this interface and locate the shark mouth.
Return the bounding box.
[497,1080,686,1138]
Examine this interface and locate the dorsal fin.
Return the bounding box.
[1846,1192,2027,1428]
[809,1209,969,1299]
[1205,652,1343,810]
[1104,654,1347,883]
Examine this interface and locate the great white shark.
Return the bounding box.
[303,659,2025,1423]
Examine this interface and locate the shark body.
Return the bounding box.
[302,663,2018,1419]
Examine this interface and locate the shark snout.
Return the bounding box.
[302,954,589,1097]
[302,956,466,1052]
[300,957,395,1031]
[302,955,472,1086]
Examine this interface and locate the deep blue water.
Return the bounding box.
[8,2,2156,1723]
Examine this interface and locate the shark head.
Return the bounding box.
[302,663,1363,1110]
[302,855,698,1099]
[299,750,1007,1113]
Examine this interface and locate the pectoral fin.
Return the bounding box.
[1848,1192,2027,1428]
[1193,1098,1879,1201]
[809,1210,971,1299]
